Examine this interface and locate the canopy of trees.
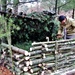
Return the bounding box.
[0,0,75,14]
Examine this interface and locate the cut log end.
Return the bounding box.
[23,67,28,72]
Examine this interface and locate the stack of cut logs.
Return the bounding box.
[1,39,75,75]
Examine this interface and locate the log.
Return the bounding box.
[1,43,30,56]
[25,61,31,66]
[30,46,42,51]
[17,64,29,72]
[29,67,40,73]
[59,45,75,51]
[6,64,12,70]
[29,48,54,56]
[32,39,75,45]
[46,63,55,69]
[29,46,75,56]
[29,45,75,57]
[29,50,42,56]
[14,67,23,74]
[32,41,54,46]
[15,71,23,75]
[57,58,75,68]
[30,55,42,60]
[29,67,52,74]
[5,57,13,63]
[58,41,75,46]
[23,67,29,72]
[18,64,24,68]
[57,62,75,70]
[13,54,24,59]
[30,44,55,51]
[13,55,30,61]
[29,57,55,66]
[61,69,75,75]
[57,51,75,58]
[25,57,30,61]
[31,41,75,51]
[58,63,74,70]
[23,72,31,75]
[31,42,75,52]
[51,66,75,75]
[29,51,75,66]
[15,58,25,65]
[28,65,39,70]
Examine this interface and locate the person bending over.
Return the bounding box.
[57,15,75,39]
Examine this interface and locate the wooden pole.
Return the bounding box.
[55,0,58,14]
[1,43,29,56]
[72,9,74,19]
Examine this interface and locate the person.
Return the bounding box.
[57,15,75,39]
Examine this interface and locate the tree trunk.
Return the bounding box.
[72,9,74,19]
[13,0,19,14]
[1,0,7,12]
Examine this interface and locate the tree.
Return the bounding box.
[40,0,55,11]
[1,0,7,11]
[58,0,75,11]
[13,0,19,14]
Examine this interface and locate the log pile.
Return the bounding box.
[0,43,30,75]
[29,39,75,74]
[0,39,75,75]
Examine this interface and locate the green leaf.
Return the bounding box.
[0,32,9,38]
[44,26,49,32]
[13,0,19,5]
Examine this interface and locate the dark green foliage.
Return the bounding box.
[11,11,59,44]
[14,41,32,51]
